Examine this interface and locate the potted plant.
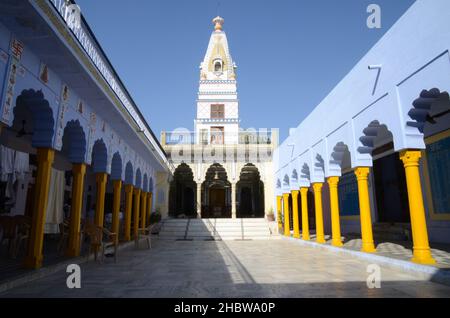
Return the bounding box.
[266,207,275,221]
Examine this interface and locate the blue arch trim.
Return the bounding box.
[91,139,108,173]
[62,120,86,163]
[15,89,55,148]
[135,168,142,189]
[125,161,134,185]
[143,174,148,192]
[111,152,123,180]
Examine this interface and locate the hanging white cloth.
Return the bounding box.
[13,150,29,181]
[0,145,14,182]
[44,168,65,234]
[4,173,15,202]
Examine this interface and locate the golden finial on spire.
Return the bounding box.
[212,16,224,31]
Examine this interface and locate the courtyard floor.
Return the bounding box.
[1,238,450,298]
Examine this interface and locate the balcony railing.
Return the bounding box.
[162,131,275,146]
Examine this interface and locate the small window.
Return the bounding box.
[214,61,222,72]
[211,104,224,119]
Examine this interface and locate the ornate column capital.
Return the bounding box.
[327,176,339,187]
[354,167,370,180]
[312,182,323,192]
[400,150,421,167]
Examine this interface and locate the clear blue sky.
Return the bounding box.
[76,0,415,142]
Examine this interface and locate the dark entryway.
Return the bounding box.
[236,164,264,218]
[169,163,197,218]
[373,151,410,223]
[201,163,231,218]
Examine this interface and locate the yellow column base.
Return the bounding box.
[327,176,343,248]
[112,180,122,245]
[66,163,86,257]
[400,150,436,265]
[355,167,376,253]
[300,188,310,241]
[24,148,55,269]
[124,184,134,242]
[133,188,141,239]
[291,190,300,239]
[282,193,291,237]
[94,172,108,228]
[276,195,282,232]
[411,249,436,265]
[312,183,326,244]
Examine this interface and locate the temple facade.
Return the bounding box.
[161,17,277,219]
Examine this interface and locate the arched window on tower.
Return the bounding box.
[214,61,222,72]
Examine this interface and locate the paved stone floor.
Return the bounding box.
[304,232,450,268]
[1,238,450,298]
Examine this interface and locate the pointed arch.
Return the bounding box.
[135,168,142,189]
[407,88,450,133]
[125,161,134,185]
[91,139,108,173]
[143,173,148,192]
[111,152,123,181]
[61,119,86,163]
[236,163,264,218]
[12,89,55,148]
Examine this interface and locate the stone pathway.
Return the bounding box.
[1,238,450,298]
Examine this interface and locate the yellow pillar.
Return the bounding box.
[94,172,108,228]
[276,195,282,231]
[147,192,153,225]
[124,184,133,241]
[24,148,55,269]
[140,191,147,229]
[291,190,300,238]
[312,183,326,244]
[354,167,376,253]
[66,163,86,257]
[112,180,122,244]
[133,188,141,239]
[400,150,436,265]
[300,188,310,240]
[283,193,290,237]
[327,176,343,247]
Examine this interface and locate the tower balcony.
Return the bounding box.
[160,130,278,146]
[160,130,278,164]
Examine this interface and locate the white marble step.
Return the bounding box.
[158,218,277,241]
